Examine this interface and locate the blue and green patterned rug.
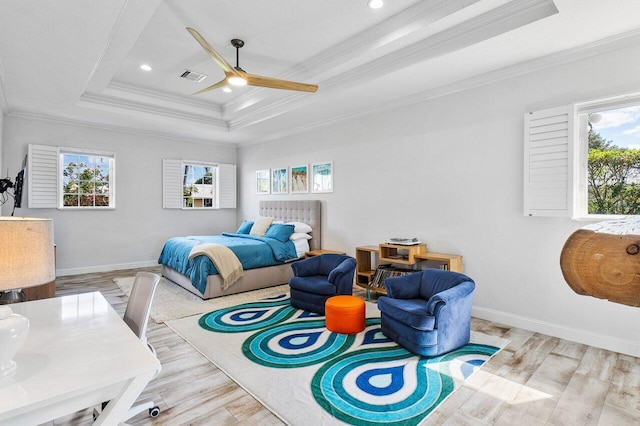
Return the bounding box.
[166,293,505,425]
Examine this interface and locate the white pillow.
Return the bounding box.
[293,238,310,258]
[286,221,312,234]
[290,232,312,241]
[250,216,274,237]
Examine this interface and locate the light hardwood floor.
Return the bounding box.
[46,267,640,426]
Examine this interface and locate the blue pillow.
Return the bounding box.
[264,223,295,242]
[236,220,254,234]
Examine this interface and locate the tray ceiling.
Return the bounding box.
[1,0,640,145]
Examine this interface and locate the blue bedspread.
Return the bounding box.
[158,233,298,293]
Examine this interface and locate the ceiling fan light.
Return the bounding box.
[228,76,247,86]
[368,0,384,9]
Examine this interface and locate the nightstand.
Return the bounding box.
[305,249,347,257]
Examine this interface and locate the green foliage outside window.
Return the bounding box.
[62,153,111,207]
[587,127,640,215]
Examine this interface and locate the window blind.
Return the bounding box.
[28,144,58,208]
[523,105,574,217]
[218,163,236,209]
[162,159,183,209]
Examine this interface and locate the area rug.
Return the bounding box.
[166,294,507,425]
[113,276,289,323]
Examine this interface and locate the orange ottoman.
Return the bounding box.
[325,295,366,334]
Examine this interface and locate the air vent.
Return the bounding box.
[180,69,207,82]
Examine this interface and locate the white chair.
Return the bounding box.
[95,272,162,421]
[124,271,160,348]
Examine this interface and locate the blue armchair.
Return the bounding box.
[289,254,357,314]
[377,269,475,357]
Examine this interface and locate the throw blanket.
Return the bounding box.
[188,243,243,290]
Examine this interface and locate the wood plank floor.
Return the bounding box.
[44,266,640,425]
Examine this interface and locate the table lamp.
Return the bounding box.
[0,217,55,378]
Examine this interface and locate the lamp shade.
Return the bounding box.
[0,217,55,291]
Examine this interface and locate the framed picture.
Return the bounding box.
[312,161,333,193]
[271,167,288,194]
[256,169,270,194]
[290,164,309,193]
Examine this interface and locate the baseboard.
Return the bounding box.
[56,260,158,277]
[472,306,640,358]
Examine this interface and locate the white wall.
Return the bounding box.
[238,43,640,356]
[0,112,4,167]
[1,116,237,275]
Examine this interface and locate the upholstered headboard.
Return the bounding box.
[259,200,321,251]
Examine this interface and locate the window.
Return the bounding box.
[579,102,640,216]
[27,144,115,209]
[182,162,216,208]
[60,150,115,208]
[524,93,640,219]
[162,159,236,209]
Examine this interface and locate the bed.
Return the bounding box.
[159,200,321,299]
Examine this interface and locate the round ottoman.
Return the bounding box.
[325,295,365,334]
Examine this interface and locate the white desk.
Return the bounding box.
[0,292,161,426]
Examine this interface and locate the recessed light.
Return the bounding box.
[222,87,232,93]
[368,0,383,9]
[140,64,152,71]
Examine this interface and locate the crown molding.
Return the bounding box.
[315,0,557,93]
[25,0,554,140]
[223,0,485,117]
[5,1,638,149]
[77,92,229,129]
[76,0,556,135]
[7,110,236,149]
[12,25,638,150]
[244,27,640,146]
[231,0,557,131]
[229,92,317,131]
[105,81,224,117]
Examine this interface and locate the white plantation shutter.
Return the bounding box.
[28,144,58,208]
[218,163,236,209]
[524,105,575,217]
[162,159,183,209]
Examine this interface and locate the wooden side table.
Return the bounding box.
[355,244,464,297]
[305,249,347,257]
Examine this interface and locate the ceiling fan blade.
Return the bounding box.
[192,77,229,95]
[245,73,318,93]
[186,27,240,76]
[186,28,318,94]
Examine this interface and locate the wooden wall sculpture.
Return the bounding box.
[560,219,640,307]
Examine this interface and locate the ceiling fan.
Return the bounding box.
[186,27,318,94]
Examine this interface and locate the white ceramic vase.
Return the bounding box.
[0,305,30,378]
